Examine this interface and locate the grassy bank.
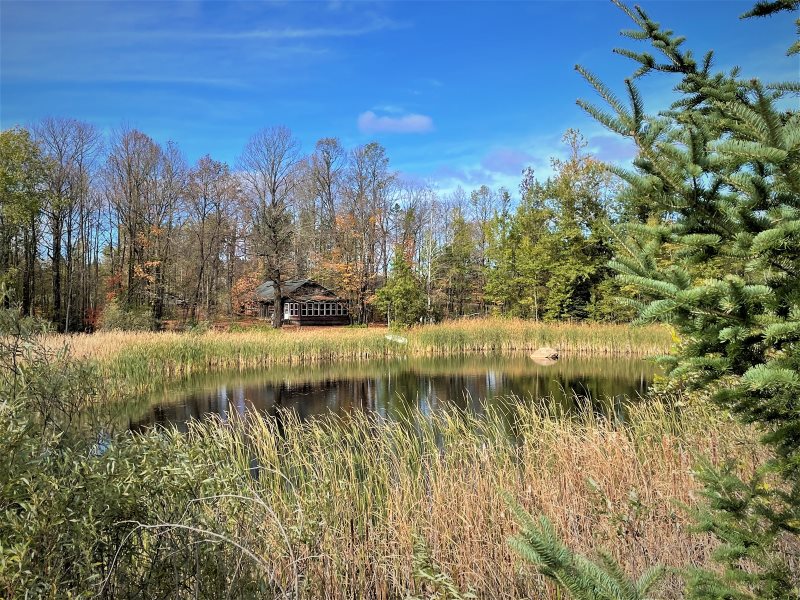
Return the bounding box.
[52,319,671,393]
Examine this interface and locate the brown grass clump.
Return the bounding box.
[170,396,758,598]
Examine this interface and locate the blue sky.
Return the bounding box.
[1,0,797,195]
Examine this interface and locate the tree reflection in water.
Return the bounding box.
[129,354,659,432]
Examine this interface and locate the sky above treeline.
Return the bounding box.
[1,0,797,196]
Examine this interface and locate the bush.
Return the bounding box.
[0,304,262,597]
[99,300,153,331]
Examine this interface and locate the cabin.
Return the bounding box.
[254,279,350,326]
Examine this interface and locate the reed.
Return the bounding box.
[51,319,671,394]
[128,394,757,598]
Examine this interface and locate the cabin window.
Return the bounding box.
[325,303,331,316]
[284,302,299,318]
[314,303,320,316]
[301,303,307,316]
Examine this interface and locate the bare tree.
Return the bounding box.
[238,126,301,328]
[185,155,237,321]
[148,141,186,328]
[104,128,186,328]
[106,128,162,308]
[333,142,396,323]
[310,137,344,253]
[35,117,102,330]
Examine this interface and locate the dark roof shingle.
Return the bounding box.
[254,279,309,301]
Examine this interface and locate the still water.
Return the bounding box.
[129,354,658,431]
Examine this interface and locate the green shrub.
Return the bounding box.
[99,299,152,331]
[0,304,263,597]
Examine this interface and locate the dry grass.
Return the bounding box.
[46,318,724,598]
[162,395,758,599]
[49,319,671,395]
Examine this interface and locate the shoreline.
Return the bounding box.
[47,319,671,396]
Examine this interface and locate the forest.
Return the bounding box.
[1,122,632,331]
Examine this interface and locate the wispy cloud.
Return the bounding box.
[357,111,434,134]
[422,77,444,88]
[481,147,535,175]
[586,133,636,164]
[197,18,400,41]
[433,165,494,186]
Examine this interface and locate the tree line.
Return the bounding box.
[1,120,636,331]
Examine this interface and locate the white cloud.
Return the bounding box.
[357,111,434,134]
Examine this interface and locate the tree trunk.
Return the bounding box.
[151,260,165,330]
[272,279,283,329]
[51,215,63,328]
[64,214,74,332]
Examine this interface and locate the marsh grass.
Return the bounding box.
[131,394,757,599]
[53,319,670,395]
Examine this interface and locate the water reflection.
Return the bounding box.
[129,354,658,431]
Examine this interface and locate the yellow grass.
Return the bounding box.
[49,319,670,393]
[162,395,758,598]
[42,319,671,400]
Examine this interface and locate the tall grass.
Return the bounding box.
[121,395,756,598]
[410,319,668,356]
[52,319,670,394]
[8,311,755,598]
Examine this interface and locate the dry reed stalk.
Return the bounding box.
[169,398,759,599]
[48,320,671,387]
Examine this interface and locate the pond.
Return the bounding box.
[128,354,659,431]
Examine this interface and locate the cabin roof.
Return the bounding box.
[255,279,341,302]
[254,279,308,301]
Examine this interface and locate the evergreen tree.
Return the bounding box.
[580,1,799,597]
[485,131,618,321]
[375,247,427,328]
[541,131,617,320]
[485,181,554,320]
[507,496,662,600]
[435,207,480,317]
[509,1,799,598]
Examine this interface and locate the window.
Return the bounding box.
[284,303,299,318]
[324,303,331,316]
[301,303,307,316]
